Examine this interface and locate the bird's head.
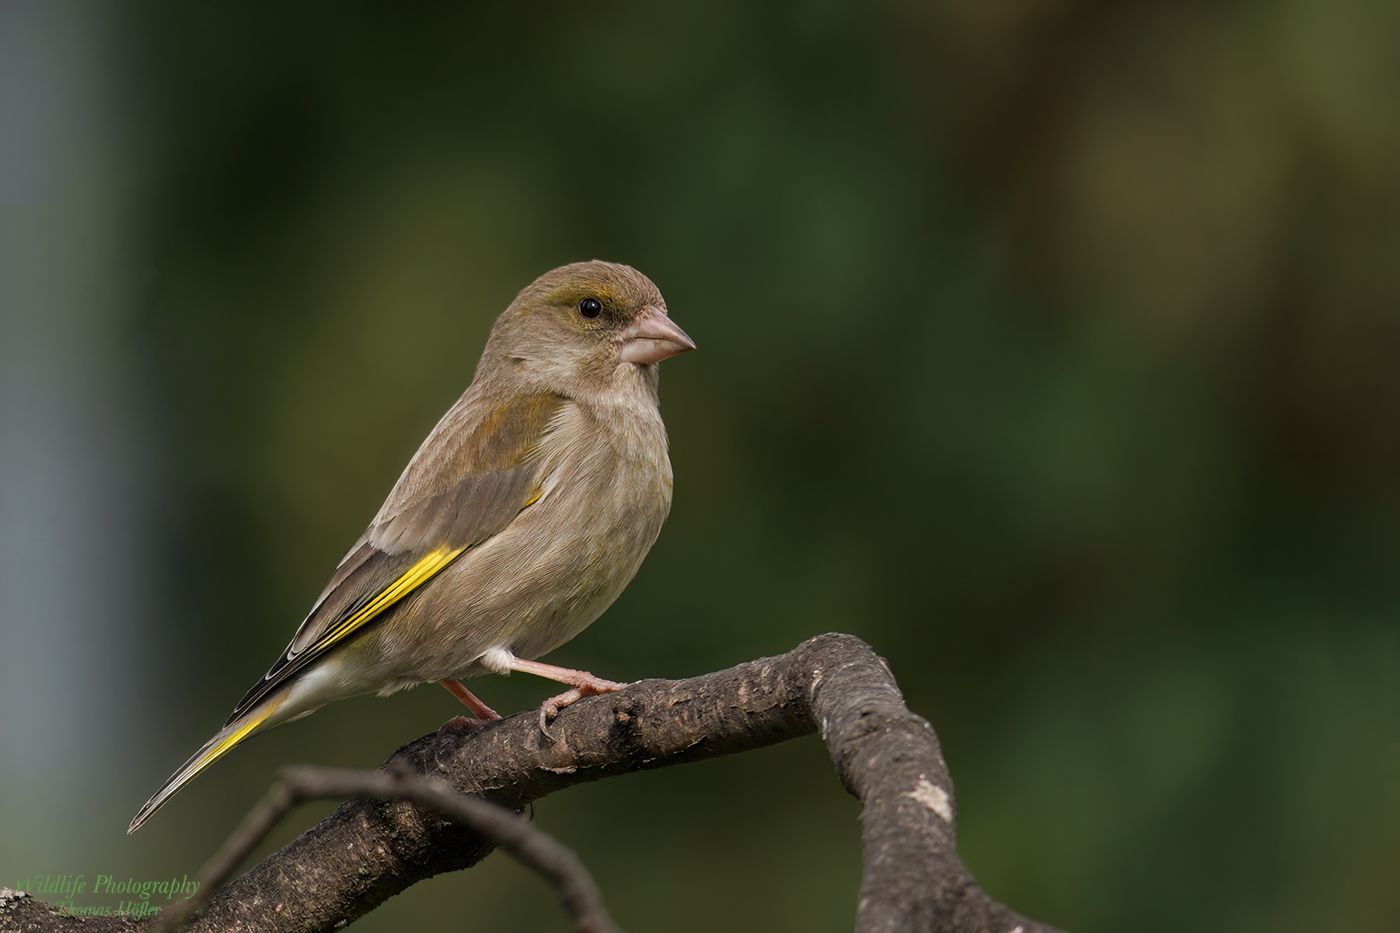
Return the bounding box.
[482,261,695,395]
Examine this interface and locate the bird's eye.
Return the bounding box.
[578,297,604,319]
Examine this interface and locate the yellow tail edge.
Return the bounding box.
[127,696,284,834]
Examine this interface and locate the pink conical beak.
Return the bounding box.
[620,305,696,364]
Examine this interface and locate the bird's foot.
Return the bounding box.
[433,681,503,767]
[438,714,487,736]
[536,674,627,734]
[433,714,493,768]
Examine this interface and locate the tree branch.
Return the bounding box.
[0,634,1066,933]
[150,766,616,933]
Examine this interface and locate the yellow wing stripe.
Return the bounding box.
[313,544,468,654]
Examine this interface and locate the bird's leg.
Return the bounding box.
[507,658,627,731]
[434,680,502,765]
[437,679,500,734]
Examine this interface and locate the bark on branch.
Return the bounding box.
[0,634,1066,933]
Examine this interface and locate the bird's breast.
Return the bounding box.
[375,391,673,680]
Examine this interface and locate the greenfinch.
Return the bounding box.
[129,261,694,833]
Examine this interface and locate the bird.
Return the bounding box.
[128,260,695,833]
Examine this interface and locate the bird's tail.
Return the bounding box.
[127,695,286,833]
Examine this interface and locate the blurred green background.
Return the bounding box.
[2,1,1398,930]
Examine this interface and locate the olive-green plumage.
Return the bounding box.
[130,261,694,833]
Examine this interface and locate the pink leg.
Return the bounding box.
[508,658,627,728]
[438,679,501,721]
[434,680,502,760]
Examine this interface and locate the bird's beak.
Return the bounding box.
[620,305,696,364]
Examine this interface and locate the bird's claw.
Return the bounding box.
[537,689,582,735]
[534,677,627,737]
[434,715,488,767]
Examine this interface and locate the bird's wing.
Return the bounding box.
[225,390,568,724]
